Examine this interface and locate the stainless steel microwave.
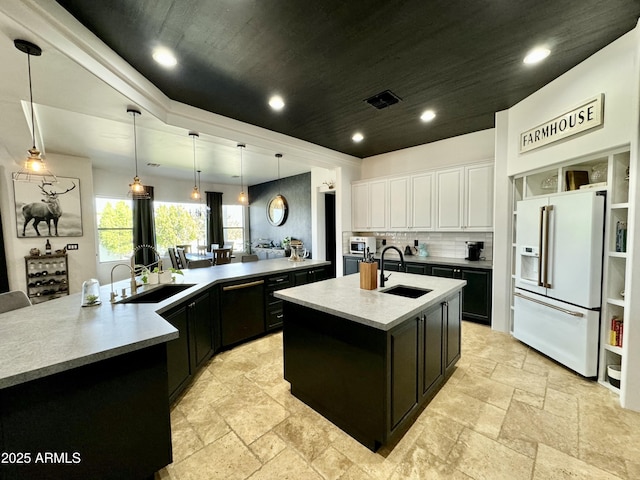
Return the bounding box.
[350,236,376,255]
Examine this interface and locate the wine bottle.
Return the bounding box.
[45,239,52,255]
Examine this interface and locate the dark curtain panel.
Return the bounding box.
[133,186,156,266]
[0,208,9,293]
[206,191,224,251]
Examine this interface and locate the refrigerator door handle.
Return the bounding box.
[538,206,545,286]
[513,291,583,317]
[543,205,553,288]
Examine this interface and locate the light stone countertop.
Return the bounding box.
[344,253,493,269]
[0,258,330,390]
[275,271,466,331]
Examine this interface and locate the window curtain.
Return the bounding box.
[133,186,156,266]
[206,191,224,251]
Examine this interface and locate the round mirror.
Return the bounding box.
[267,195,288,226]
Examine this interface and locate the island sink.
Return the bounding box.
[118,284,195,304]
[381,285,432,298]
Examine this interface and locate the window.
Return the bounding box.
[154,201,206,255]
[96,197,133,262]
[223,205,244,252]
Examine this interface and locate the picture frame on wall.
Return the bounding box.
[13,176,83,238]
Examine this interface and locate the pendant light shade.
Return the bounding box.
[189,131,201,200]
[127,108,149,199]
[12,39,57,183]
[274,153,284,208]
[237,143,247,203]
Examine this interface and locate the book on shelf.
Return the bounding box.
[616,221,627,253]
[610,316,623,348]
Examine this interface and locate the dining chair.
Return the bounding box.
[177,247,212,269]
[0,291,32,314]
[168,247,181,269]
[210,243,219,251]
[176,244,191,253]
[241,254,259,262]
[213,248,232,265]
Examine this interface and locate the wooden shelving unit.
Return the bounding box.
[25,253,69,304]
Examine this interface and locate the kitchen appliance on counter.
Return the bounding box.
[418,243,429,257]
[350,236,376,255]
[514,190,605,377]
[465,241,484,261]
[404,245,416,256]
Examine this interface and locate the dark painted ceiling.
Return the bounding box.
[55,1,640,158]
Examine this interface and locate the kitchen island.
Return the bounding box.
[0,258,329,480]
[275,272,466,451]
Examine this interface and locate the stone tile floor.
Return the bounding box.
[156,321,640,479]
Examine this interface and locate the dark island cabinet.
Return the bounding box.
[283,290,461,452]
[265,273,292,330]
[430,265,492,324]
[162,289,214,402]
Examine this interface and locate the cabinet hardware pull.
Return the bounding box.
[513,291,583,317]
[275,278,285,282]
[223,279,265,291]
[276,314,284,319]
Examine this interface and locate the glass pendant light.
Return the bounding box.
[127,108,149,199]
[237,143,247,203]
[189,131,200,200]
[12,39,57,183]
[274,153,284,208]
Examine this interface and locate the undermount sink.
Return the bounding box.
[117,284,196,304]
[381,285,432,299]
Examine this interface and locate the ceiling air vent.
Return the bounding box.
[364,90,402,110]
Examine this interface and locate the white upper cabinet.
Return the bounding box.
[464,163,494,231]
[436,168,464,230]
[351,180,387,230]
[351,162,493,232]
[411,172,434,230]
[388,177,409,229]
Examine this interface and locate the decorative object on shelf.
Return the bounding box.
[418,243,429,257]
[14,176,82,237]
[540,174,558,190]
[615,221,627,252]
[590,163,608,183]
[29,248,40,256]
[45,238,51,254]
[323,180,335,190]
[237,143,247,203]
[565,170,589,190]
[625,165,630,181]
[127,108,149,199]
[607,364,621,389]
[189,131,201,200]
[12,39,57,183]
[81,279,101,307]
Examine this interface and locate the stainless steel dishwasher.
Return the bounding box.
[219,279,266,347]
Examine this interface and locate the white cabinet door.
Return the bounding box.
[389,177,409,229]
[369,180,387,229]
[436,168,463,230]
[464,163,494,231]
[351,183,369,231]
[411,173,434,229]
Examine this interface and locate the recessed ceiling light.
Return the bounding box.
[152,48,177,68]
[352,132,364,143]
[523,47,550,65]
[420,110,436,122]
[269,95,285,111]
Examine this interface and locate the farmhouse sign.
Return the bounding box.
[520,94,604,153]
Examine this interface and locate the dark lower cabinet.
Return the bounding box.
[406,263,428,275]
[344,256,361,275]
[163,290,214,403]
[283,290,461,452]
[430,265,491,324]
[265,273,292,330]
[292,266,328,285]
[220,279,266,347]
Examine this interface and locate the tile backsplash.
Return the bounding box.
[344,231,493,261]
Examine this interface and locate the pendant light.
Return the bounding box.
[274,153,284,208]
[189,131,200,200]
[237,143,247,204]
[12,39,57,183]
[127,108,149,199]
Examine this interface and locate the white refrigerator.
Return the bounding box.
[514,190,605,377]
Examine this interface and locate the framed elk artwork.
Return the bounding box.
[13,176,83,238]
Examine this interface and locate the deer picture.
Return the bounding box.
[22,181,76,236]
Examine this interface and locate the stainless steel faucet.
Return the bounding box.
[110,245,163,303]
[110,263,137,303]
[379,246,405,288]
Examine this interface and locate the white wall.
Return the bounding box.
[0,152,97,295]
[361,129,495,179]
